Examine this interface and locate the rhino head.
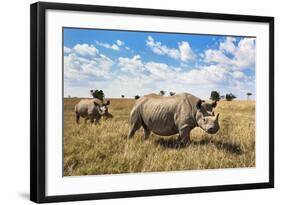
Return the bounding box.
[195,100,220,134]
[94,100,110,115]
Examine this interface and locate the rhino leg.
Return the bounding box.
[142,123,150,140]
[90,118,94,124]
[76,114,80,124]
[84,117,89,124]
[143,128,150,140]
[90,116,98,124]
[93,115,101,125]
[128,107,142,138]
[128,121,141,138]
[178,127,191,145]
[128,115,142,139]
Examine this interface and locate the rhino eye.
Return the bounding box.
[203,118,206,122]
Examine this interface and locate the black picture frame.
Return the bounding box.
[30,1,274,203]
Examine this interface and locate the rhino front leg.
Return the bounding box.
[75,113,80,124]
[90,118,94,124]
[178,127,191,145]
[93,115,101,125]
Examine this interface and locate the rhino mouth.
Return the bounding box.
[205,126,219,134]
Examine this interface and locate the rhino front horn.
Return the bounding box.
[215,113,220,120]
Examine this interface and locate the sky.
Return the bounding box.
[63,28,256,99]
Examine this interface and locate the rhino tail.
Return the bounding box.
[74,105,80,124]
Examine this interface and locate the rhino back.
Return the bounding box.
[75,99,97,116]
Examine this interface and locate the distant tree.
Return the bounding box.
[68,95,71,98]
[134,95,140,100]
[225,93,236,101]
[210,91,220,101]
[121,95,125,98]
[159,90,166,96]
[220,95,225,100]
[246,92,252,100]
[169,92,176,96]
[91,89,104,101]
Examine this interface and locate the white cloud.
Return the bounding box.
[115,53,254,99]
[233,38,255,69]
[195,37,256,98]
[179,41,193,62]
[95,41,120,51]
[64,46,72,54]
[73,43,99,57]
[204,49,231,65]
[145,62,182,81]
[111,44,119,51]
[181,65,228,85]
[146,36,193,62]
[203,37,255,70]
[180,64,253,98]
[231,71,245,79]
[219,37,236,53]
[118,55,144,74]
[116,40,124,46]
[64,37,255,99]
[94,40,126,51]
[64,44,113,84]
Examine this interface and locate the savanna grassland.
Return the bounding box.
[64,98,255,176]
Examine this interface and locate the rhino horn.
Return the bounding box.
[212,100,218,108]
[196,99,205,109]
[104,100,110,106]
[215,113,219,120]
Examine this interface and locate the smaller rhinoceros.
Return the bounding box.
[74,98,110,124]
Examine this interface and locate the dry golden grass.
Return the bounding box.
[63,98,255,176]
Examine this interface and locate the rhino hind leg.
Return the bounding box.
[128,109,142,139]
[128,121,141,139]
[141,121,150,140]
[143,127,150,140]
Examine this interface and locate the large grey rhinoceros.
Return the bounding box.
[128,93,219,144]
[74,98,110,124]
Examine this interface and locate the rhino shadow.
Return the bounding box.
[155,138,189,149]
[156,137,243,155]
[193,138,243,155]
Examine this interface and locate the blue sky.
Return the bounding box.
[64,28,256,99]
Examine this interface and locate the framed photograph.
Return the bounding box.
[30,2,274,203]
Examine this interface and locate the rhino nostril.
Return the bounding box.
[208,127,214,132]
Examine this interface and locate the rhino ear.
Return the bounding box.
[94,101,100,107]
[212,100,218,108]
[196,100,204,109]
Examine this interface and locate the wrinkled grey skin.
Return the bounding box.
[74,98,110,124]
[128,93,219,144]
